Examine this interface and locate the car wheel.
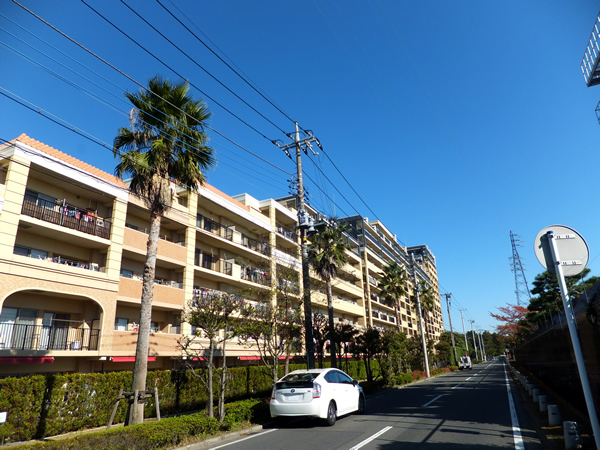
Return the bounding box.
[323,401,337,426]
[357,395,366,414]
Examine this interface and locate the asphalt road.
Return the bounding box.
[192,361,544,450]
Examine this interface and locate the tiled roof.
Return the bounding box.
[6,133,128,188]
[202,180,250,212]
[4,134,250,212]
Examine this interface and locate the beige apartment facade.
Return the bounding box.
[0,135,443,377]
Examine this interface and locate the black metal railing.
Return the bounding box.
[22,195,111,239]
[276,224,297,241]
[0,322,100,351]
[197,214,271,256]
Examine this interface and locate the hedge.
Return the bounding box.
[19,399,270,450]
[0,359,379,443]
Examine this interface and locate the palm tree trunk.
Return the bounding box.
[128,212,161,425]
[395,304,401,332]
[326,280,337,369]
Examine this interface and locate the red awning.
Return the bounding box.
[238,356,260,361]
[0,357,55,364]
[110,356,156,362]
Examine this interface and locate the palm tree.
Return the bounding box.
[113,76,214,424]
[413,280,435,340]
[379,262,408,332]
[308,223,348,369]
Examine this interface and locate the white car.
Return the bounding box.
[459,354,472,370]
[270,368,365,426]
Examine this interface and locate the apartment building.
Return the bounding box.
[0,134,442,377]
[338,216,444,339]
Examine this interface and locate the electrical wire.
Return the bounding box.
[157,0,296,125]
[117,0,288,136]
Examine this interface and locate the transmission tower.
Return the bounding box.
[509,231,531,306]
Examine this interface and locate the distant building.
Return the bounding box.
[0,134,442,376]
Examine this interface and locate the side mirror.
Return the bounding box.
[352,380,358,387]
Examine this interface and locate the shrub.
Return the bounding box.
[394,373,413,385]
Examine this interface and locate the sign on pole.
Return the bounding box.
[534,225,599,450]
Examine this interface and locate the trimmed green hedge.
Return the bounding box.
[0,359,378,443]
[18,398,267,449]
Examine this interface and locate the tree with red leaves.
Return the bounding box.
[489,304,530,345]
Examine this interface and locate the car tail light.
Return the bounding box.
[271,387,276,399]
[312,382,321,398]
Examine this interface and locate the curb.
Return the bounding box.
[176,424,266,449]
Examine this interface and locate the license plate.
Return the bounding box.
[284,393,302,402]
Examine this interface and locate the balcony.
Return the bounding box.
[276,224,297,241]
[22,195,111,239]
[0,322,99,351]
[14,248,103,272]
[197,214,271,255]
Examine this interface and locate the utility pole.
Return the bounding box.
[444,293,458,365]
[411,254,430,377]
[459,309,469,352]
[478,329,486,361]
[469,320,479,361]
[273,123,321,370]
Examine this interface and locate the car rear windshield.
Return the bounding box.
[276,373,316,389]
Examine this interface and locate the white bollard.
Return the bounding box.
[563,421,581,450]
[548,404,561,426]
[538,395,548,412]
[532,389,540,402]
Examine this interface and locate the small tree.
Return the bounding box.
[239,302,303,384]
[489,303,529,346]
[377,330,408,387]
[179,290,243,422]
[331,322,358,373]
[354,326,381,383]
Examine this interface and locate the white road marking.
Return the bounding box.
[503,364,525,450]
[208,429,277,449]
[465,377,472,381]
[349,426,393,450]
[451,384,461,390]
[421,394,444,407]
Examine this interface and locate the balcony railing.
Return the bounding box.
[240,265,271,286]
[276,224,297,241]
[22,195,111,239]
[0,322,100,351]
[197,214,271,255]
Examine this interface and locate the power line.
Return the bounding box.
[156,0,296,125]
[117,0,288,135]
[77,0,274,142]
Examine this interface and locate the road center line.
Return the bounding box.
[208,429,277,449]
[421,394,443,407]
[503,364,524,450]
[349,426,393,450]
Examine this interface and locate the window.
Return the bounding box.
[150,322,160,333]
[120,269,133,278]
[125,223,139,231]
[114,318,128,331]
[336,371,354,384]
[324,371,341,383]
[13,245,48,259]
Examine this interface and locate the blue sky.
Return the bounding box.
[2,1,600,332]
